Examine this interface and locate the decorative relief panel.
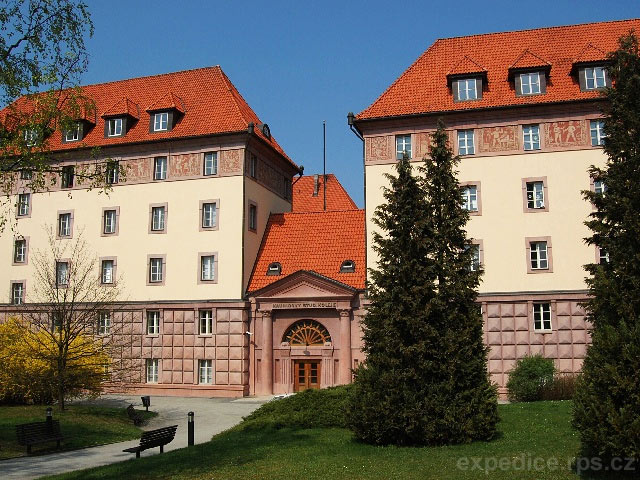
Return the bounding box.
[220,149,243,174]
[543,120,587,148]
[414,132,431,158]
[478,126,519,153]
[170,153,200,177]
[365,136,392,162]
[125,158,151,182]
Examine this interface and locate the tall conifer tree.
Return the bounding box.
[573,34,640,465]
[348,121,498,446]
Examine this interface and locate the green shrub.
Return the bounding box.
[507,355,555,402]
[541,374,577,401]
[241,385,351,430]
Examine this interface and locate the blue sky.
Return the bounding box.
[82,0,639,206]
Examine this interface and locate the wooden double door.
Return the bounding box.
[294,360,321,392]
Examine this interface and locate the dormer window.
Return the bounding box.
[516,72,546,96]
[583,66,608,90]
[64,124,81,142]
[340,260,355,273]
[153,112,168,132]
[267,262,282,276]
[107,118,123,137]
[454,78,480,101]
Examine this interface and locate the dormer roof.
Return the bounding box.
[101,97,140,119]
[146,91,185,113]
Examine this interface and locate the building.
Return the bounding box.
[350,19,639,395]
[1,66,301,397]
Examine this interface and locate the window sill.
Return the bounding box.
[533,329,553,334]
[146,334,160,338]
[528,268,551,274]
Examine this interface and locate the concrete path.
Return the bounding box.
[0,394,272,480]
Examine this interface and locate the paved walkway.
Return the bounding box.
[0,394,271,480]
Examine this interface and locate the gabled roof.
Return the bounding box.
[292,174,358,212]
[573,43,608,64]
[446,55,487,77]
[248,209,365,292]
[509,49,551,71]
[357,19,640,119]
[1,66,296,169]
[146,91,185,113]
[101,97,140,119]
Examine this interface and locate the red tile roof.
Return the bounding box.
[357,19,640,120]
[292,174,358,212]
[248,209,366,292]
[102,97,140,119]
[2,66,296,169]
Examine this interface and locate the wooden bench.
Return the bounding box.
[16,420,64,454]
[126,404,144,426]
[123,425,178,458]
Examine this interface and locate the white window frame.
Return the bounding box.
[101,260,114,284]
[523,125,540,151]
[106,161,119,184]
[533,303,552,331]
[61,166,74,188]
[24,129,38,146]
[154,157,167,180]
[147,311,160,335]
[149,258,163,283]
[14,239,26,263]
[530,242,548,270]
[65,124,80,142]
[103,209,117,234]
[146,358,159,383]
[58,213,72,237]
[11,282,24,305]
[462,185,478,212]
[594,180,607,196]
[395,135,412,160]
[585,66,606,90]
[153,112,168,132]
[469,244,481,272]
[98,311,111,335]
[520,72,541,95]
[202,202,217,228]
[108,118,123,137]
[199,310,213,335]
[18,193,30,216]
[203,152,218,176]
[457,78,478,101]
[151,206,165,231]
[56,261,69,286]
[457,129,475,155]
[248,204,257,231]
[199,359,213,384]
[526,182,545,209]
[590,120,606,146]
[599,248,609,264]
[201,255,216,281]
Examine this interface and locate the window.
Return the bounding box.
[146,359,159,383]
[199,310,213,335]
[457,130,475,155]
[56,261,69,286]
[468,244,481,271]
[58,212,72,237]
[519,72,541,95]
[149,258,163,283]
[17,193,30,217]
[340,260,355,273]
[24,129,38,146]
[61,166,74,188]
[107,118,123,137]
[20,169,32,180]
[462,185,478,212]
[455,78,479,101]
[64,124,80,142]
[267,262,281,275]
[526,182,545,209]
[106,161,119,184]
[249,154,257,178]
[199,359,213,384]
[154,157,167,180]
[530,241,548,270]
[98,312,111,335]
[283,178,291,200]
[594,179,607,196]
[584,66,607,90]
[204,152,218,176]
[14,238,26,263]
[51,311,62,332]
[153,112,168,132]
[533,303,552,331]
[103,209,117,234]
[101,260,114,284]
[147,311,160,335]
[395,135,412,160]
[248,204,257,231]
[598,247,609,264]
[590,120,606,146]
[523,125,540,151]
[151,206,166,232]
[201,255,216,282]
[202,202,217,229]
[11,282,24,305]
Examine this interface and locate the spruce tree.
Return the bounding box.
[573,34,640,466]
[348,121,498,446]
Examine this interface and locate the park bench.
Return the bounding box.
[16,420,64,454]
[126,404,144,426]
[123,425,178,458]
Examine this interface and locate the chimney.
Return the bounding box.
[313,174,319,196]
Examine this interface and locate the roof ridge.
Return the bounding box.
[271,209,364,218]
[76,65,223,90]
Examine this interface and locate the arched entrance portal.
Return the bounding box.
[283,320,331,391]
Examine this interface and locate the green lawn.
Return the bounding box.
[45,400,614,480]
[0,404,156,459]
